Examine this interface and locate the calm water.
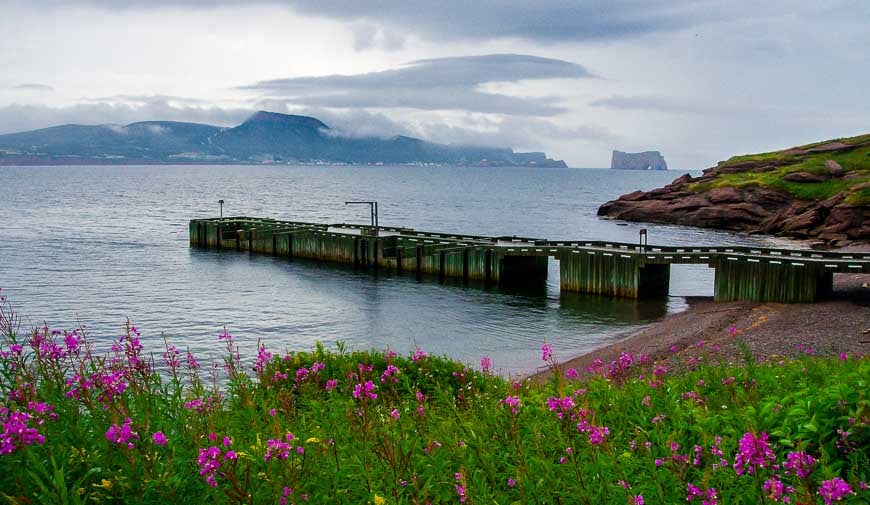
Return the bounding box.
[0,165,798,375]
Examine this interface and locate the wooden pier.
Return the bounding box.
[190,217,870,303]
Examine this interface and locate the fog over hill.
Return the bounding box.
[0,111,568,167]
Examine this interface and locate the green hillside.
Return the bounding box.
[690,133,870,205]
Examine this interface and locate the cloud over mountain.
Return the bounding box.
[239,54,591,116]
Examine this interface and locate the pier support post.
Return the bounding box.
[713,259,829,303]
[288,233,294,260]
[416,245,423,279]
[462,248,469,283]
[439,251,446,281]
[373,238,379,271]
[484,249,493,284]
[396,248,404,273]
[353,237,359,267]
[559,251,647,298]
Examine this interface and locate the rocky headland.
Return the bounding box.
[610,150,668,170]
[599,134,870,246]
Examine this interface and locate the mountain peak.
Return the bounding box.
[244,111,329,130]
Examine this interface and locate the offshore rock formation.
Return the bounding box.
[611,150,668,170]
[599,135,870,246]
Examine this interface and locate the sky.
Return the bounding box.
[0,0,868,169]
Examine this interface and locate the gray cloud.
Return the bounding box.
[0,99,251,134]
[588,95,715,114]
[17,1,726,43]
[413,117,614,150]
[12,83,55,91]
[240,54,590,116]
[350,24,404,52]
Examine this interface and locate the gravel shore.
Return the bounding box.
[532,268,870,380]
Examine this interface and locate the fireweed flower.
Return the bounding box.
[0,410,46,454]
[105,418,138,449]
[733,432,775,475]
[633,495,644,505]
[503,395,521,415]
[163,345,180,369]
[565,367,579,379]
[818,478,853,504]
[325,379,338,391]
[412,349,427,363]
[152,431,168,446]
[352,381,377,400]
[455,484,467,503]
[763,477,792,503]
[541,343,553,361]
[186,350,200,370]
[480,355,491,373]
[254,344,271,374]
[587,425,609,445]
[379,364,399,384]
[545,396,575,419]
[783,451,815,478]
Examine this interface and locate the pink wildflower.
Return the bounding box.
[152,431,168,446]
[733,432,775,475]
[818,478,853,504]
[541,343,553,361]
[480,355,491,372]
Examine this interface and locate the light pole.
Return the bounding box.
[639,228,647,249]
[345,200,378,236]
[218,199,224,219]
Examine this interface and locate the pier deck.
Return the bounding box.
[190,217,870,303]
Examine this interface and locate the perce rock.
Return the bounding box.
[611,150,668,171]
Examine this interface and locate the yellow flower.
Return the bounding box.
[93,479,112,489]
[306,437,321,444]
[373,494,386,505]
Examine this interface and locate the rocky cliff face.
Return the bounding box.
[598,136,870,246]
[611,150,668,170]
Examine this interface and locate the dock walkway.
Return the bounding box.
[190,217,870,303]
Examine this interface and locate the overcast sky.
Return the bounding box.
[0,0,867,168]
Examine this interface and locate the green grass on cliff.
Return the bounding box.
[689,134,870,205]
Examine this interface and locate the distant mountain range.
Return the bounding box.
[0,111,568,167]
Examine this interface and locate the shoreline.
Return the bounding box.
[532,269,870,381]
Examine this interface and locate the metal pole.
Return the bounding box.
[219,199,224,219]
[345,201,379,237]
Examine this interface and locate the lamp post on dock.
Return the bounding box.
[218,199,224,220]
[345,200,378,237]
[639,228,647,250]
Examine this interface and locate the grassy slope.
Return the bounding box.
[689,134,870,205]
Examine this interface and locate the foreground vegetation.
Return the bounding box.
[689,133,870,204]
[0,292,867,504]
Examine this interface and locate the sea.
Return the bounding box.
[0,164,800,375]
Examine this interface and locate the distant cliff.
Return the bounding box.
[599,134,870,246]
[611,150,668,170]
[0,110,569,168]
